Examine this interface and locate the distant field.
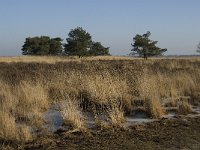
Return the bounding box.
[0,56,200,149]
[0,55,200,63]
[0,56,138,63]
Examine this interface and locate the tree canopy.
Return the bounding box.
[89,42,110,56]
[131,31,167,59]
[22,36,63,55]
[22,29,109,56]
[64,27,110,57]
[64,27,92,57]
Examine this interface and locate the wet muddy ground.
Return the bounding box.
[1,103,200,150]
[4,115,200,150]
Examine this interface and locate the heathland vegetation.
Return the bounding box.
[0,56,200,148]
[1,27,200,149]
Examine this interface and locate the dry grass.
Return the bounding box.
[0,81,14,112]
[145,98,165,118]
[60,96,85,130]
[15,81,49,121]
[137,73,165,118]
[0,111,32,142]
[0,111,19,141]
[107,99,125,127]
[178,101,192,115]
[83,74,131,104]
[0,144,14,150]
[0,80,48,142]
[1,56,200,142]
[0,56,139,63]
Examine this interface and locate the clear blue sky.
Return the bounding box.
[0,0,200,56]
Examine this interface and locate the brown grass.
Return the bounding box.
[0,80,48,142]
[0,56,200,142]
[178,101,192,115]
[60,96,85,130]
[0,111,32,142]
[0,56,139,63]
[0,111,18,141]
[0,144,14,150]
[137,73,165,118]
[107,99,125,127]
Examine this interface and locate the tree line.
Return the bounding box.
[22,27,110,57]
[22,27,168,58]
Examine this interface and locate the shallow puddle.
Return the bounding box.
[125,111,156,127]
[125,117,157,126]
[192,107,200,113]
[44,107,64,132]
[163,111,176,118]
[43,103,200,132]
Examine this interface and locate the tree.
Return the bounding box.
[22,36,63,55]
[22,36,49,55]
[131,31,167,59]
[196,42,200,53]
[64,27,92,57]
[49,38,63,55]
[89,42,110,56]
[64,27,110,57]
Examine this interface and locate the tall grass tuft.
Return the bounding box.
[0,111,18,141]
[138,73,165,118]
[107,99,125,127]
[60,95,85,130]
[178,101,192,115]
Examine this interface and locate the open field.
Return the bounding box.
[0,56,200,149]
[1,55,200,63]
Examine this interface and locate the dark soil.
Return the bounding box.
[3,116,200,150]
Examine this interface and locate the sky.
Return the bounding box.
[0,0,200,56]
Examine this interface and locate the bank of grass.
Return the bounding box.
[0,56,200,143]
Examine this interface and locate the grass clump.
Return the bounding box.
[60,96,85,130]
[178,101,192,115]
[145,97,165,118]
[0,111,32,142]
[138,73,165,118]
[107,99,125,127]
[0,80,48,143]
[0,111,18,141]
[14,81,49,126]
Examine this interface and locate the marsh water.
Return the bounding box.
[43,102,200,132]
